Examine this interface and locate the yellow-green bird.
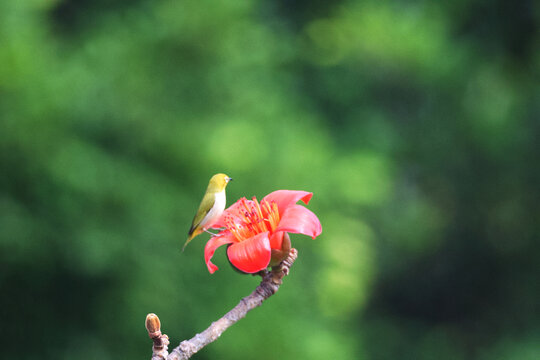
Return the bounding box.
[183,173,233,251]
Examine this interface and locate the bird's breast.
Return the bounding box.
[202,190,226,229]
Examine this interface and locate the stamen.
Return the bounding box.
[224,198,280,242]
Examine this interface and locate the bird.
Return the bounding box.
[183,173,232,251]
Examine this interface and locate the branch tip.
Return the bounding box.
[146,313,161,338]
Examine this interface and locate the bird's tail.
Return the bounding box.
[182,227,202,252]
[181,236,192,252]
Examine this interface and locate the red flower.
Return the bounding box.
[204,190,322,274]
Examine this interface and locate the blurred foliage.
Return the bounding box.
[1,0,539,359]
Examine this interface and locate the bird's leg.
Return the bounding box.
[203,228,219,236]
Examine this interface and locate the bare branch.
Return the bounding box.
[146,248,298,360]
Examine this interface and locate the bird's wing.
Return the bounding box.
[188,191,216,236]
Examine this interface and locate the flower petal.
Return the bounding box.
[227,232,271,273]
[275,204,322,239]
[204,232,235,274]
[269,231,284,250]
[263,190,313,216]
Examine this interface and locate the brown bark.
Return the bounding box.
[146,248,298,360]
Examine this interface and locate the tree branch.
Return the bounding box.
[146,248,298,360]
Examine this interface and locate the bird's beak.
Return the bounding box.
[227,177,233,182]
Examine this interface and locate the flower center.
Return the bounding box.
[224,197,280,242]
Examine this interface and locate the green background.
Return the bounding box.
[1,0,538,359]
